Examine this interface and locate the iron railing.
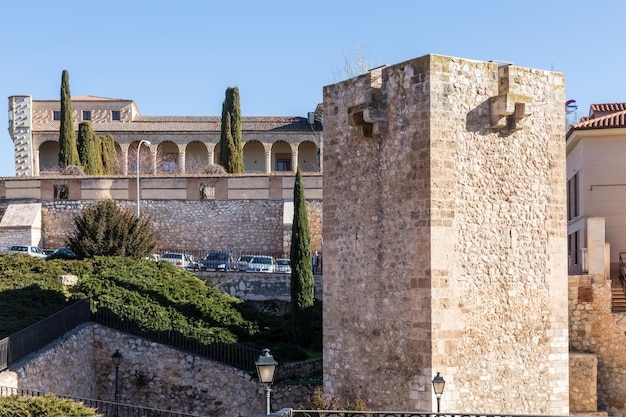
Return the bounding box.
[91,300,261,373]
[0,386,207,417]
[288,411,588,417]
[619,252,626,297]
[0,298,91,370]
[0,298,260,374]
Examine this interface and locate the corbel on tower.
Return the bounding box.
[490,63,532,132]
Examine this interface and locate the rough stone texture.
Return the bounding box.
[570,353,598,413]
[569,275,626,416]
[8,324,316,416]
[322,54,568,413]
[39,198,322,255]
[216,273,323,301]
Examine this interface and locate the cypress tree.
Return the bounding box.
[100,134,119,174]
[77,122,103,175]
[219,87,244,173]
[58,70,79,168]
[290,167,315,346]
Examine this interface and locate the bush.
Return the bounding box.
[0,394,100,416]
[60,165,86,176]
[67,199,156,259]
[203,163,227,174]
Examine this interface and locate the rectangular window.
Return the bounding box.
[276,154,291,171]
[567,173,579,221]
[53,111,60,121]
[82,111,91,121]
[54,185,69,200]
[112,110,121,121]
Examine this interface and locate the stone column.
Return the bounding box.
[265,148,271,173]
[291,148,298,173]
[178,151,185,174]
[121,145,129,175]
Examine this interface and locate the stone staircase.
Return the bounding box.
[611,275,626,313]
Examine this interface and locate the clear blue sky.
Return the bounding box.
[2,0,624,177]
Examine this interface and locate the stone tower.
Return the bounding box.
[8,95,33,176]
[322,54,568,414]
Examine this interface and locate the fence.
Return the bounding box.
[0,298,90,370]
[0,298,260,374]
[92,300,261,373]
[157,249,324,274]
[0,386,208,417]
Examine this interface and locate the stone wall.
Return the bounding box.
[216,273,323,301]
[569,275,626,416]
[322,54,568,413]
[6,323,316,416]
[570,353,598,414]
[39,198,323,255]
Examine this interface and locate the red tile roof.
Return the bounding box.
[568,102,626,136]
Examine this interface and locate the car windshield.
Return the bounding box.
[277,259,289,265]
[162,254,182,259]
[239,256,253,262]
[252,257,272,264]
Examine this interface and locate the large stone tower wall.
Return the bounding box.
[322,54,568,414]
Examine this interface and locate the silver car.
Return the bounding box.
[246,256,276,273]
[276,258,291,274]
[8,245,47,258]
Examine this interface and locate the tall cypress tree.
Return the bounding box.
[219,87,244,173]
[290,167,314,346]
[58,70,79,168]
[100,134,119,174]
[77,122,103,175]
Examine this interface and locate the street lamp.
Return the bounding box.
[255,348,278,415]
[136,140,151,217]
[111,350,123,417]
[432,372,445,413]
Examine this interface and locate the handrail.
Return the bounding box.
[0,385,208,417]
[1,298,260,374]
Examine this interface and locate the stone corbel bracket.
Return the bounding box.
[490,93,532,132]
[348,102,388,139]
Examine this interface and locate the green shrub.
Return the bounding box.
[67,199,156,259]
[0,394,100,416]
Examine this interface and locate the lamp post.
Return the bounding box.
[432,372,445,413]
[255,348,278,415]
[111,350,123,417]
[136,140,151,217]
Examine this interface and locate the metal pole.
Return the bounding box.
[114,364,120,417]
[264,385,271,415]
[436,395,440,413]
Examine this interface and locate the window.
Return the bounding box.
[54,185,69,200]
[82,111,91,121]
[567,173,579,221]
[276,154,291,172]
[53,111,60,121]
[112,111,121,121]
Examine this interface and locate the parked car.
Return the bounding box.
[8,245,47,258]
[276,258,291,274]
[235,255,254,271]
[246,255,276,273]
[47,247,77,260]
[201,252,234,271]
[161,253,197,270]
[187,255,200,271]
[42,249,56,256]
